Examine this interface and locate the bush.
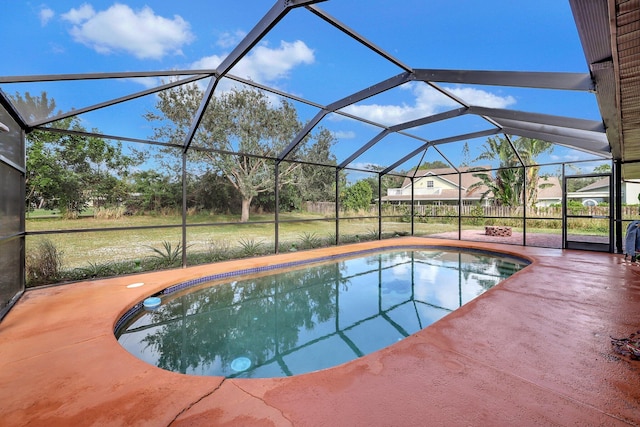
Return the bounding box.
[94,206,126,219]
[297,232,322,249]
[147,241,183,268]
[26,239,63,286]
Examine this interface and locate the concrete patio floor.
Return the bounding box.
[1,237,639,426]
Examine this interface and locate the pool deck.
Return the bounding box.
[1,237,639,426]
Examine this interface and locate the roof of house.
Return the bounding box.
[576,177,609,192]
[536,176,562,200]
[399,167,489,191]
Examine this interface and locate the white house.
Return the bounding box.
[382,167,562,207]
[569,178,640,206]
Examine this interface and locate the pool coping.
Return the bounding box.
[1,237,639,426]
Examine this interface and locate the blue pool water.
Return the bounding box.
[115,248,527,378]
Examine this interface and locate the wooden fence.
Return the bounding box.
[305,202,640,219]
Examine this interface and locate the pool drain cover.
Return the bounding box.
[231,357,251,372]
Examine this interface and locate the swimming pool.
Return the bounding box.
[115,247,528,378]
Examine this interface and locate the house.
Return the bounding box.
[569,178,640,206]
[382,167,562,207]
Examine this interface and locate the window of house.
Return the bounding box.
[427,180,434,188]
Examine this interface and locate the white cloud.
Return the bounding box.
[61,4,96,25]
[332,130,356,139]
[127,76,163,89]
[447,87,516,109]
[349,162,382,171]
[216,30,247,49]
[39,8,55,26]
[192,40,314,82]
[62,4,194,60]
[190,54,224,70]
[550,153,583,162]
[341,83,516,126]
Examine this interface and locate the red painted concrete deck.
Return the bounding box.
[1,237,639,426]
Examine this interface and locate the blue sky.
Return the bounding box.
[2,1,607,177]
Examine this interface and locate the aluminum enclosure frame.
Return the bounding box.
[0,0,632,308]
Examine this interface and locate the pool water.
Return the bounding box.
[116,248,527,378]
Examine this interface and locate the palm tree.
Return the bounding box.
[467,136,552,207]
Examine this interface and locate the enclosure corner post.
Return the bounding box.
[614,159,623,253]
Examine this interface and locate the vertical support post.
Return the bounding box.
[378,173,382,240]
[614,160,622,253]
[181,152,188,268]
[275,161,280,254]
[522,165,527,246]
[561,163,567,249]
[410,176,415,236]
[20,128,26,293]
[335,168,340,246]
[458,171,462,240]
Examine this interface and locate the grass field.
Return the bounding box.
[24,209,610,286]
[26,211,422,271]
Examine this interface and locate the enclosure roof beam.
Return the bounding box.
[501,126,612,159]
[413,69,595,91]
[0,89,28,130]
[497,118,609,152]
[389,107,469,132]
[306,5,413,73]
[503,133,526,168]
[327,72,412,112]
[278,110,329,161]
[467,106,605,133]
[278,72,411,161]
[429,128,502,147]
[184,0,327,152]
[381,128,500,174]
[338,129,391,169]
[334,105,468,173]
[226,74,325,110]
[216,0,326,78]
[0,69,216,84]
[30,75,208,128]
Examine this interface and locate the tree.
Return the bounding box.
[146,85,336,222]
[356,164,405,202]
[467,136,553,207]
[125,170,182,213]
[16,92,142,218]
[341,180,373,212]
[593,164,612,174]
[417,160,449,170]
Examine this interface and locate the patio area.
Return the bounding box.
[1,237,639,426]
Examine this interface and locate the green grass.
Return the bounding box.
[26,212,342,270]
[23,210,612,286]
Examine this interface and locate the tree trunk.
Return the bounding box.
[240,197,252,222]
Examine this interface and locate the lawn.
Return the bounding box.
[26,211,410,272]
[25,209,610,286]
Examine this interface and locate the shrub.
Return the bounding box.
[26,239,63,286]
[238,238,265,257]
[297,232,322,249]
[94,206,126,219]
[147,241,183,268]
[207,239,231,262]
[72,262,115,279]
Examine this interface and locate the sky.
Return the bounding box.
[1,1,609,178]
